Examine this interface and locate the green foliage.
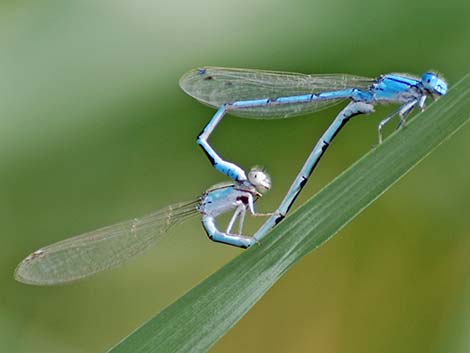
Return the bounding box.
[107,75,470,353]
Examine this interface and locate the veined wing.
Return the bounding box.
[180,67,374,119]
[15,200,199,285]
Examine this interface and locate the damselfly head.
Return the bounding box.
[248,166,271,194]
[422,72,447,97]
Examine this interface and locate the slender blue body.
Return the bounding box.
[181,67,448,247]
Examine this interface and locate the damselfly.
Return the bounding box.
[15,167,272,285]
[180,67,447,240]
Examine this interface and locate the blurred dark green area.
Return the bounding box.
[1,0,469,352]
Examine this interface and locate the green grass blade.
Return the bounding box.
[107,73,470,353]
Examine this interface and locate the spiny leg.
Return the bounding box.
[237,207,247,235]
[226,204,244,234]
[395,100,417,130]
[202,215,255,248]
[245,193,275,218]
[378,99,417,143]
[234,194,274,236]
[378,113,396,144]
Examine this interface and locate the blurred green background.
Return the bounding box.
[1,0,469,352]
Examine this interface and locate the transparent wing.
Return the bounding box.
[15,200,199,285]
[180,67,374,119]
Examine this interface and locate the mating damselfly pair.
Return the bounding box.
[15,67,447,285]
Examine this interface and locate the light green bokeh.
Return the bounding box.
[1,0,469,352]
